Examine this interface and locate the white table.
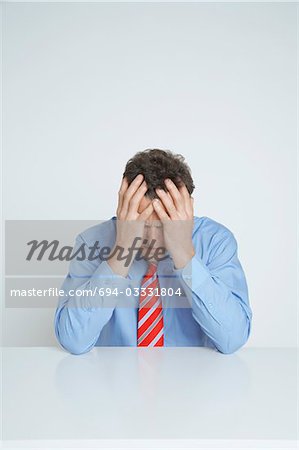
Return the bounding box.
[2,347,298,449]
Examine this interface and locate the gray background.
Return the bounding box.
[2,2,297,347]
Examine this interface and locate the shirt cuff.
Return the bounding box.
[172,254,211,292]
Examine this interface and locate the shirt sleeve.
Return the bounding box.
[172,231,253,354]
[54,233,132,355]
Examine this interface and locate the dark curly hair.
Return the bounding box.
[123,148,195,199]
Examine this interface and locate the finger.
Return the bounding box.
[127,181,148,218]
[178,183,190,204]
[185,196,194,219]
[117,176,129,216]
[138,202,154,221]
[155,188,179,219]
[178,183,194,216]
[164,179,185,213]
[190,197,194,213]
[152,199,171,221]
[120,174,144,218]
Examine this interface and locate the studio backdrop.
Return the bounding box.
[2,1,297,348]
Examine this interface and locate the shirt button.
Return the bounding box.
[208,302,213,307]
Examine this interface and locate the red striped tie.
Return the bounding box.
[137,262,164,347]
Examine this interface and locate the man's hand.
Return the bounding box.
[108,174,154,277]
[152,178,195,269]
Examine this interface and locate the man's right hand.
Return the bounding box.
[107,174,154,277]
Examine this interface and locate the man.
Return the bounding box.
[54,149,252,354]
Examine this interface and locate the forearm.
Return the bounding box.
[54,260,131,354]
[188,281,251,354]
[55,296,114,355]
[175,255,252,354]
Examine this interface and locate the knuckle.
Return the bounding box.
[123,191,130,200]
[129,197,138,207]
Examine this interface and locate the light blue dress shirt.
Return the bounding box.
[54,216,252,355]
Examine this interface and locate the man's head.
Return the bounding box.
[122,149,195,259]
[123,148,195,200]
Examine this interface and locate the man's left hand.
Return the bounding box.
[152,179,195,269]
